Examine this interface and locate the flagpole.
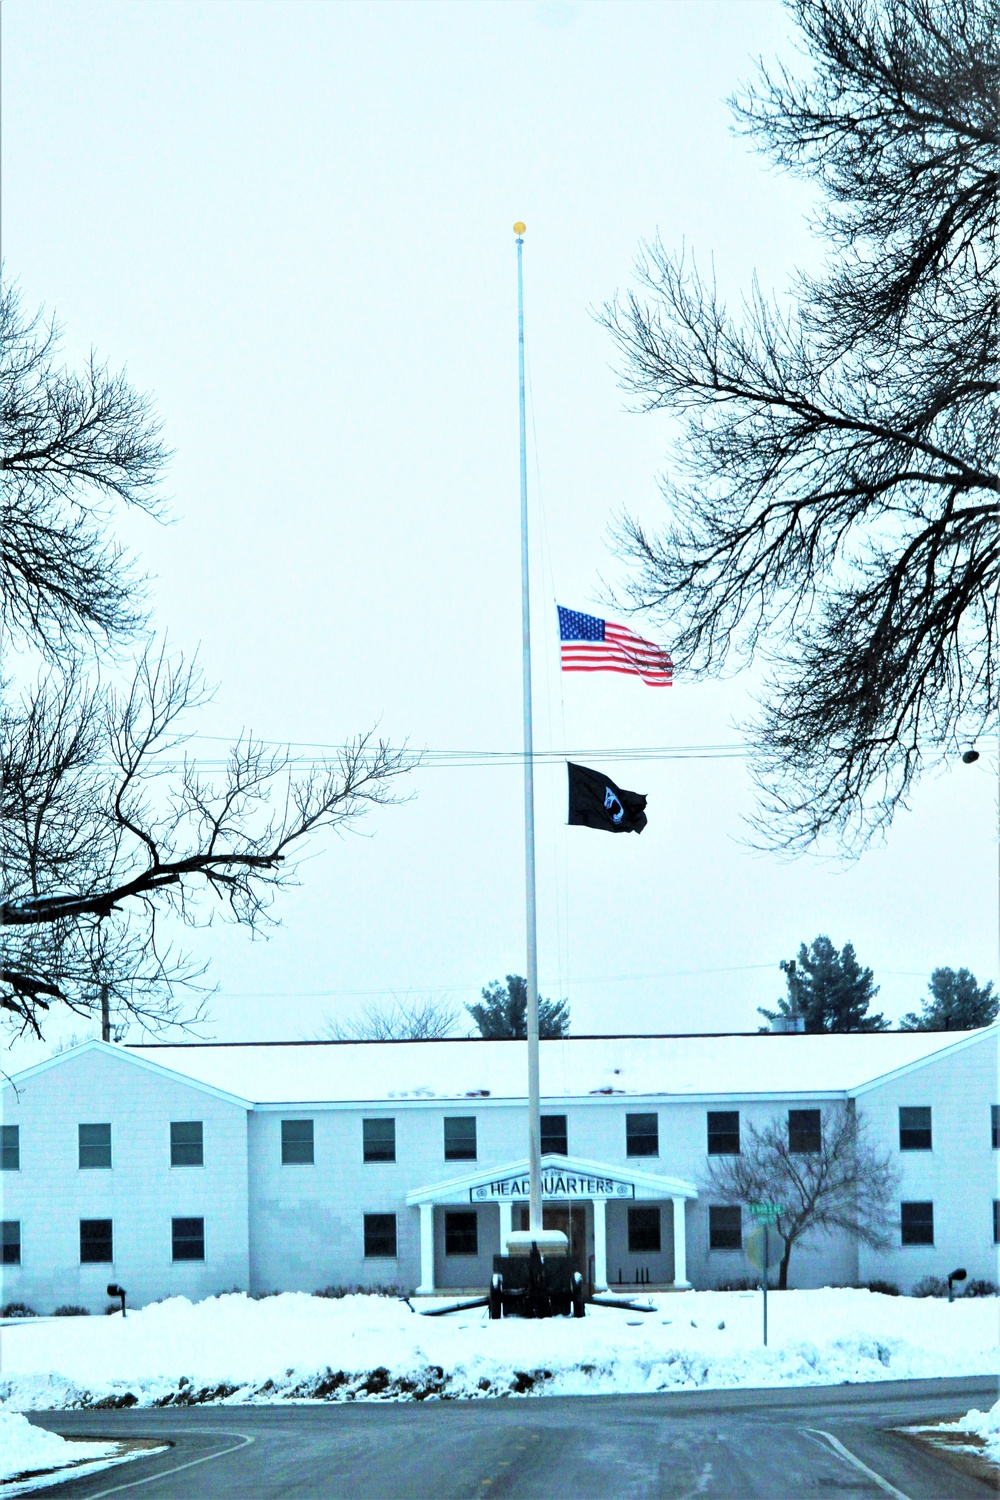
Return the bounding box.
[514,220,543,1237]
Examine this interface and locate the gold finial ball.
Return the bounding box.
[513,221,526,235]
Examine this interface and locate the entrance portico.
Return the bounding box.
[405,1154,698,1296]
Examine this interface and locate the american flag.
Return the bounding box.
[557,606,672,686]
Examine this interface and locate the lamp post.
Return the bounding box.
[961,743,1000,988]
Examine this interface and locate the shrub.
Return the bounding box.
[53,1305,90,1316]
[314,1284,404,1299]
[864,1279,900,1296]
[911,1275,948,1298]
[714,1278,757,1292]
[105,1303,125,1315]
[963,1278,998,1298]
[1,1302,37,1318]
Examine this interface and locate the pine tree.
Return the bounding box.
[900,968,997,1031]
[466,975,570,1040]
[759,936,887,1033]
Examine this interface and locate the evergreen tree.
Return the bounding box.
[759,936,887,1033]
[900,968,997,1031]
[466,975,570,1040]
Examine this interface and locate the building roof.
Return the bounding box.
[121,1028,995,1106]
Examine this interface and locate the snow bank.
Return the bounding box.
[0,1408,116,1484]
[0,1289,995,1411]
[950,1398,1000,1463]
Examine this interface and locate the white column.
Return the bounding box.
[416,1203,435,1295]
[498,1200,513,1253]
[592,1198,608,1292]
[671,1196,690,1288]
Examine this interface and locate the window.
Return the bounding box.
[788,1110,822,1154]
[2,1221,20,1265]
[540,1115,568,1156]
[900,1201,934,1246]
[444,1211,479,1256]
[994,1201,1000,1246]
[1,1125,19,1171]
[707,1111,740,1156]
[628,1207,661,1254]
[992,1105,999,1150]
[171,1217,205,1262]
[709,1205,742,1250]
[170,1122,203,1167]
[363,1118,396,1164]
[899,1107,932,1151]
[281,1119,314,1165]
[78,1123,112,1170]
[363,1213,397,1258]
[444,1117,477,1161]
[80,1219,113,1263]
[626,1113,659,1158]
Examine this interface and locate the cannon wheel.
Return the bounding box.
[572,1271,585,1318]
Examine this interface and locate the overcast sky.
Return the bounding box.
[4,0,998,1063]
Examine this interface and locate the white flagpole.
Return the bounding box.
[514,221,543,1237]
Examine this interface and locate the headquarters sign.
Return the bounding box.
[471,1172,634,1203]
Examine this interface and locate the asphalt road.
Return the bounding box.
[28,1376,999,1500]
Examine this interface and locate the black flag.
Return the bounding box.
[567,762,647,834]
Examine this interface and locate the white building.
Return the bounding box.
[1,1028,997,1311]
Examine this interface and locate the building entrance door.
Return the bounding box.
[515,1205,590,1293]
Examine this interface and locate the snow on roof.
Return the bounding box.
[125,1029,992,1106]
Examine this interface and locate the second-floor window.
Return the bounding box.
[363,1118,396,1163]
[626,1113,658,1157]
[707,1111,740,1155]
[79,1123,112,1170]
[1,1125,19,1171]
[170,1122,203,1167]
[788,1110,821,1154]
[444,1117,477,1161]
[281,1119,314,1165]
[899,1107,932,1151]
[540,1115,568,1155]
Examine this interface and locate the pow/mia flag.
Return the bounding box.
[567,762,647,834]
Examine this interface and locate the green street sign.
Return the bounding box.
[748,1201,782,1223]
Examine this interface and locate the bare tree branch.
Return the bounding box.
[605,0,1000,850]
[0,646,414,1039]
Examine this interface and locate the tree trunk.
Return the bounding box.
[778,1239,792,1290]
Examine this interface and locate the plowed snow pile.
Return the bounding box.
[950,1397,1000,1464]
[0,1288,995,1411]
[0,1408,116,1485]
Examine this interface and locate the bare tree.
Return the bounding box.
[605,0,1000,851]
[0,283,164,652]
[323,996,460,1042]
[0,285,412,1041]
[706,1103,900,1287]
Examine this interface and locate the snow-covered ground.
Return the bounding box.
[0,1288,996,1411]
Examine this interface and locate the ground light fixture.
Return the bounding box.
[107,1283,127,1317]
[947,1268,967,1303]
